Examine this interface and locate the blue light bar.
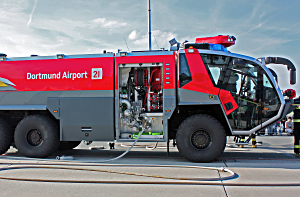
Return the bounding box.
[209,44,228,52]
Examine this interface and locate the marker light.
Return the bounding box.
[188,47,194,53]
[57,54,65,59]
[120,52,127,57]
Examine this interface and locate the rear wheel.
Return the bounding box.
[14,115,60,158]
[0,118,14,155]
[176,114,226,162]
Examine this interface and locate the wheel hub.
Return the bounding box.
[27,129,43,146]
[191,130,211,149]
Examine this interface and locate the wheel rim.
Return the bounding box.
[191,130,212,150]
[27,129,43,146]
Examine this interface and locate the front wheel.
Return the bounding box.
[176,114,226,162]
[14,115,60,158]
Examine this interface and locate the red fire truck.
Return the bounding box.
[0,35,296,162]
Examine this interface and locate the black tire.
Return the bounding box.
[14,115,60,158]
[0,118,14,155]
[58,141,81,151]
[176,114,226,162]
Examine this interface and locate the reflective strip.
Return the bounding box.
[233,96,258,105]
[295,145,300,148]
[251,138,256,141]
[241,139,245,142]
[291,104,300,109]
[294,119,300,122]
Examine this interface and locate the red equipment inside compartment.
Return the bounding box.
[195,35,236,47]
[151,68,161,92]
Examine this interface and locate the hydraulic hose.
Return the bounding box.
[0,163,236,181]
[0,163,299,186]
[1,153,300,186]
[87,123,145,163]
[118,142,178,150]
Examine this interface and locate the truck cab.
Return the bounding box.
[167,35,296,162]
[177,46,287,135]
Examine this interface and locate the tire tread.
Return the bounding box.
[176,114,226,162]
[14,114,59,158]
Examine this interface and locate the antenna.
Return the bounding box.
[148,0,151,51]
[123,36,130,51]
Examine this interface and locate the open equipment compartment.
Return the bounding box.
[117,63,164,140]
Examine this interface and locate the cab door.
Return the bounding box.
[224,60,263,130]
[201,54,264,131]
[223,60,281,131]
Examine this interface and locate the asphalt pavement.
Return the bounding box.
[0,135,299,197]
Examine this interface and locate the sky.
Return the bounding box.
[1,0,300,93]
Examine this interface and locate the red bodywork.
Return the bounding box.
[1,49,237,115]
[195,35,235,48]
[151,68,162,92]
[0,57,114,91]
[181,49,238,115]
[0,53,175,92]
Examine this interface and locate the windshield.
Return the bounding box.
[201,53,281,130]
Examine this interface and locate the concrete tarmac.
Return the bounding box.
[0,135,299,197]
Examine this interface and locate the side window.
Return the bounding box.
[179,54,192,87]
[200,54,230,87]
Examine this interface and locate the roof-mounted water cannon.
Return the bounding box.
[265,57,296,85]
[195,35,236,48]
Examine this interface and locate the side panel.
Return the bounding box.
[0,90,113,105]
[177,88,220,105]
[59,97,114,141]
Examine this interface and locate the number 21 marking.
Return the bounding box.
[92,68,102,79]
